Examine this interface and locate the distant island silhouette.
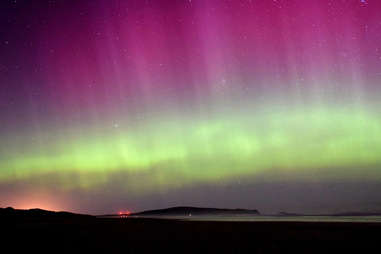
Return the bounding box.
[131,206,260,216]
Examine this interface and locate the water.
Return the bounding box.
[103,215,381,222]
[183,215,381,223]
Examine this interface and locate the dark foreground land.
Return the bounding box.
[1,208,381,253]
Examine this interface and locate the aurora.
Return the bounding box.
[1,0,381,214]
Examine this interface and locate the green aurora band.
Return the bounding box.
[2,104,381,191]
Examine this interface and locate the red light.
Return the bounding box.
[118,210,132,218]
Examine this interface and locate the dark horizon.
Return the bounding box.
[2,179,381,215]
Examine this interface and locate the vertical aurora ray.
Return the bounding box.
[1,0,381,213]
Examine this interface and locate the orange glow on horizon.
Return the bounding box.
[4,192,68,212]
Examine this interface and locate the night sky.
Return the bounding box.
[1,0,381,215]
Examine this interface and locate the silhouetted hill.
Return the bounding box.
[132,206,260,216]
[0,207,94,220]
